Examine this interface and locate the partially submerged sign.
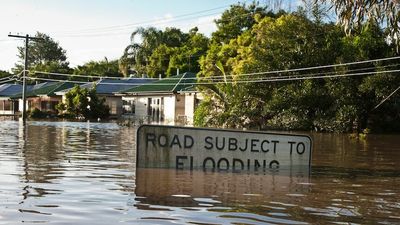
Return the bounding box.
[136,125,312,171]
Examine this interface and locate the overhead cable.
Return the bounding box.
[373,86,400,110]
[53,2,244,35]
[31,55,400,81]
[26,69,400,86]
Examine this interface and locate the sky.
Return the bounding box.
[0,0,300,72]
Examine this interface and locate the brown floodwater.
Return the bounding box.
[0,120,399,224]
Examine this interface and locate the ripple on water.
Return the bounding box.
[0,121,399,224]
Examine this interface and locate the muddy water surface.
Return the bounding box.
[0,120,399,224]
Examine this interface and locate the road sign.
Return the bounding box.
[136,125,312,171]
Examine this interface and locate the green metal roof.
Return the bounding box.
[122,72,197,94]
[12,82,75,98]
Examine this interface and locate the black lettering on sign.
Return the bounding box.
[170,135,182,148]
[176,156,194,170]
[228,138,238,151]
[251,139,259,152]
[203,157,215,169]
[288,141,296,155]
[233,158,244,170]
[158,134,168,147]
[217,158,229,170]
[297,142,305,155]
[272,140,279,154]
[239,139,248,152]
[269,160,279,169]
[176,155,187,169]
[204,136,213,150]
[261,140,269,152]
[184,135,194,148]
[146,133,156,148]
[215,137,225,150]
[288,141,306,155]
[254,159,262,170]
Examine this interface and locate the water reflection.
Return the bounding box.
[311,133,400,171]
[135,168,310,207]
[0,121,398,224]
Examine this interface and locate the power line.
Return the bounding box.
[50,0,271,38]
[373,86,400,110]
[32,62,399,82]
[55,11,224,38]
[53,2,243,35]
[26,77,149,85]
[0,77,17,85]
[31,70,157,80]
[51,1,255,38]
[31,55,400,81]
[199,63,400,81]
[223,56,400,77]
[26,68,400,86]
[0,75,15,81]
[26,77,95,84]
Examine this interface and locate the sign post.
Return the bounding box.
[136,125,312,171]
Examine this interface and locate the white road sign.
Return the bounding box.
[136,125,312,171]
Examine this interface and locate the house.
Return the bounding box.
[119,72,201,125]
[55,78,153,118]
[12,82,74,115]
[0,83,25,115]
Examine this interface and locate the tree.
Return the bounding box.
[146,44,173,77]
[56,85,110,120]
[327,0,400,46]
[120,27,189,77]
[13,32,70,75]
[0,70,11,79]
[74,58,123,81]
[167,28,209,76]
[196,7,399,132]
[211,2,276,44]
[121,27,202,77]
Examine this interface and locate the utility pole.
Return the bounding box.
[8,34,42,123]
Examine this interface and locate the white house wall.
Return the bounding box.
[122,92,200,125]
[184,93,195,125]
[18,99,28,112]
[136,97,149,118]
[163,96,175,124]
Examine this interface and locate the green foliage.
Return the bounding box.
[147,44,173,78]
[211,1,273,44]
[121,26,209,78]
[56,85,110,120]
[195,8,399,133]
[167,30,209,76]
[74,58,122,81]
[13,32,70,74]
[328,0,400,46]
[121,27,191,77]
[0,70,11,79]
[28,108,49,119]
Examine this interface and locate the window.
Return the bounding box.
[122,99,135,114]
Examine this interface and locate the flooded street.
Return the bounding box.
[0,120,399,224]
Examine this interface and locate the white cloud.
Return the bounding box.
[150,13,220,37]
[195,14,220,36]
